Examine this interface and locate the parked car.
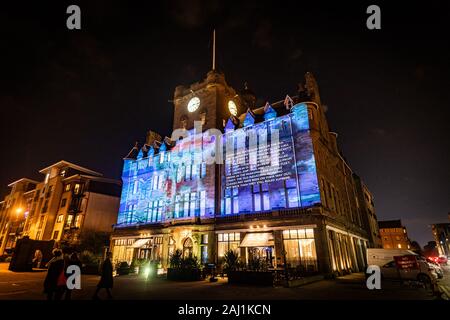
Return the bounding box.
[380,260,438,285]
[437,256,448,265]
[421,257,444,279]
[116,261,131,275]
[367,249,438,285]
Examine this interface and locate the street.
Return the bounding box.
[0,263,448,300]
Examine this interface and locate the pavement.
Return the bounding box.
[437,265,450,300]
[0,262,445,300]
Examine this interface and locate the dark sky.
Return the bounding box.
[1,1,449,246]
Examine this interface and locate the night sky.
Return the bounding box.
[1,1,449,246]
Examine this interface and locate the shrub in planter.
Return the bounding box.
[223,249,240,273]
[79,250,100,274]
[167,251,202,281]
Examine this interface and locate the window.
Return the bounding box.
[60,169,66,177]
[66,215,73,227]
[38,216,45,229]
[46,185,53,198]
[133,180,138,194]
[189,192,197,216]
[232,188,239,213]
[57,215,64,223]
[60,199,67,208]
[184,193,190,216]
[53,231,59,240]
[200,234,208,264]
[65,184,71,192]
[75,215,82,227]
[41,200,49,213]
[282,229,317,271]
[253,185,261,212]
[185,164,192,181]
[200,162,207,178]
[199,191,206,216]
[217,233,240,258]
[174,195,181,218]
[74,184,81,195]
[285,178,298,208]
[397,244,402,249]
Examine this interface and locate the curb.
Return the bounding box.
[438,284,450,300]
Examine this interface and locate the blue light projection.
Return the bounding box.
[117,130,216,226]
[116,103,321,226]
[221,102,320,215]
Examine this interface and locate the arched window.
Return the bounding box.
[183,237,193,258]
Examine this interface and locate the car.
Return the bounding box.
[422,257,444,279]
[428,255,448,265]
[380,259,438,286]
[437,256,448,265]
[116,261,131,275]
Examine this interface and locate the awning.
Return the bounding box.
[240,232,274,247]
[131,239,150,248]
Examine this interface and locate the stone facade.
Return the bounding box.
[111,70,377,276]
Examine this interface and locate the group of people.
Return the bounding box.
[43,249,114,300]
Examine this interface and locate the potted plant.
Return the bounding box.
[227,252,274,286]
[167,249,202,281]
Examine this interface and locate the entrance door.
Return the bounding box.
[247,247,274,268]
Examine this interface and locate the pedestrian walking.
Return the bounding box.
[43,249,65,300]
[92,252,114,300]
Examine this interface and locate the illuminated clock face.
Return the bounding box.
[187,97,200,112]
[228,100,238,116]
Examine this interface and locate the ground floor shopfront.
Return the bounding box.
[111,213,370,275]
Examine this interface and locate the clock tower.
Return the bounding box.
[172,70,242,132]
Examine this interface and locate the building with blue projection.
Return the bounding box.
[110,69,379,275]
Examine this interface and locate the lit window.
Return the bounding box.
[217,233,240,258]
[397,244,402,249]
[57,215,64,223]
[200,191,206,216]
[66,215,73,227]
[200,162,207,178]
[65,184,71,192]
[184,194,190,216]
[283,228,317,270]
[185,164,192,181]
[75,215,82,227]
[60,169,66,177]
[74,184,81,194]
[174,195,181,218]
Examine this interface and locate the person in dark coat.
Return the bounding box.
[43,249,65,300]
[93,252,114,300]
[64,252,82,300]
